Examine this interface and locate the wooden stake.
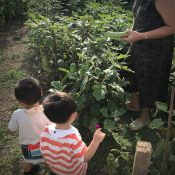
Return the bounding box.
[161,86,175,174]
[132,141,152,175]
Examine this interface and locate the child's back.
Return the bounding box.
[41,91,105,175]
[41,124,87,175]
[8,78,51,174]
[9,105,50,159]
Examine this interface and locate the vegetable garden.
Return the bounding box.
[1,0,175,175]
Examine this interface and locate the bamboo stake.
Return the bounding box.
[161,86,175,175]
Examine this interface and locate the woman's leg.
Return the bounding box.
[129,107,151,130]
[138,107,150,123]
[127,92,140,110]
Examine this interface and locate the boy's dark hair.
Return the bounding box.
[43,92,76,124]
[15,78,42,106]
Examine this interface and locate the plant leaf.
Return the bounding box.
[155,102,168,113]
[89,118,98,133]
[100,107,109,117]
[104,119,116,132]
[112,133,132,150]
[51,81,66,91]
[92,84,107,101]
[121,152,130,161]
[149,119,164,130]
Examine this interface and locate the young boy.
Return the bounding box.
[41,91,105,175]
[8,78,51,175]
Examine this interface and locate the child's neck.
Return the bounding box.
[24,102,40,109]
[55,123,71,130]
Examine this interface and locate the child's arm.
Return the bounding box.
[7,111,18,135]
[84,128,105,162]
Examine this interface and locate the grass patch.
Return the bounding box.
[0,121,22,175]
[0,49,7,63]
[0,68,26,88]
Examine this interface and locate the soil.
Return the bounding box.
[0,24,28,123]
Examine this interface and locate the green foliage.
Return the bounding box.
[155,101,168,113]
[26,3,134,174]
[27,0,86,19]
[149,119,164,130]
[170,50,175,86]
[105,153,118,174]
[0,0,27,24]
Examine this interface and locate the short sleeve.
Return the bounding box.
[8,112,19,132]
[72,135,87,163]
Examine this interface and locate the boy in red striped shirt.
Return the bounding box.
[40,91,105,175]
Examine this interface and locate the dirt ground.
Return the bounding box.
[0,23,29,174]
[0,23,49,175]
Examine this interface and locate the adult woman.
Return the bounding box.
[123,0,175,130]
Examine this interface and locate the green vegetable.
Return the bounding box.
[106,31,128,39]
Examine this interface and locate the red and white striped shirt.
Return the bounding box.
[40,124,87,175]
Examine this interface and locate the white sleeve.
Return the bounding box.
[8,112,19,132]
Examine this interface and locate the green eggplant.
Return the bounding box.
[106,31,128,39]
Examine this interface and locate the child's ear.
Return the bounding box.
[74,112,77,118]
[70,112,77,121]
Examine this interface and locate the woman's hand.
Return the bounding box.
[122,30,145,44]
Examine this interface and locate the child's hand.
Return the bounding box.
[93,128,105,145]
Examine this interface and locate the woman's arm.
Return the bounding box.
[147,0,175,38]
[123,0,175,43]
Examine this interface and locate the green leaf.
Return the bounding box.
[104,119,116,132]
[59,68,70,74]
[77,95,87,110]
[111,108,126,118]
[83,115,92,128]
[155,102,168,112]
[112,133,132,150]
[106,153,118,173]
[100,107,109,117]
[70,63,77,73]
[114,158,119,168]
[92,84,107,101]
[45,36,53,47]
[149,119,164,130]
[121,152,130,161]
[89,118,98,133]
[169,154,175,162]
[104,68,115,80]
[117,54,128,60]
[122,166,132,175]
[152,139,164,159]
[172,120,175,126]
[51,81,66,91]
[80,75,89,93]
[91,104,101,117]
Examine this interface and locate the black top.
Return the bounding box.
[129,0,174,107]
[133,0,165,31]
